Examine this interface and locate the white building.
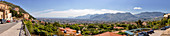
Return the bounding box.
[6,13,12,20]
[164,13,170,18]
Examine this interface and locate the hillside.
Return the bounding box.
[1,1,35,19]
[75,12,165,21]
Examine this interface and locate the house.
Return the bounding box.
[78,24,84,27]
[6,13,12,20]
[13,7,20,14]
[23,13,30,19]
[142,22,147,26]
[164,13,170,18]
[0,11,3,19]
[94,32,123,36]
[58,27,82,36]
[0,2,11,20]
[114,27,124,29]
[13,7,19,12]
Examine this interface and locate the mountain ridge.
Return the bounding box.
[75,12,165,21]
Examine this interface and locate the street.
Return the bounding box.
[0,22,17,34]
[0,22,23,36]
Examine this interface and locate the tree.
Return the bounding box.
[53,22,59,27]
[136,20,143,28]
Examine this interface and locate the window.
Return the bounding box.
[1,15,2,18]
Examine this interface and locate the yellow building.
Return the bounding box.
[0,12,3,19]
[0,2,11,20]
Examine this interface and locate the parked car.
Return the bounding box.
[138,31,149,36]
[147,30,154,34]
[0,19,6,24]
[161,26,170,30]
[161,27,166,30]
[165,26,170,29]
[138,33,144,36]
[6,20,10,23]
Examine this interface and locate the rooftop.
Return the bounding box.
[94,32,122,36]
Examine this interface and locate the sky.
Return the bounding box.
[5,0,170,18]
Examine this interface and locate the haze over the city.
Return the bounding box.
[5,0,170,18]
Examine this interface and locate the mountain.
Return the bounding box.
[90,12,138,21]
[1,1,35,19]
[135,12,164,18]
[75,12,165,21]
[75,14,92,19]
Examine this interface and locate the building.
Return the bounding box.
[0,12,3,19]
[164,13,170,18]
[142,22,148,26]
[13,7,20,14]
[13,7,19,12]
[113,27,124,29]
[0,2,12,20]
[6,13,12,20]
[58,27,82,36]
[94,32,123,36]
[23,13,30,19]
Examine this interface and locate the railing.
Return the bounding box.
[24,21,31,36]
[19,21,22,36]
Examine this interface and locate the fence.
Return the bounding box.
[23,21,31,36]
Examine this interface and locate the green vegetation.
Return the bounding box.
[10,9,23,18]
[23,17,170,36]
[24,20,135,35]
[24,20,58,36]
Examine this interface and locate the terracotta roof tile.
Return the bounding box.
[94,32,122,36]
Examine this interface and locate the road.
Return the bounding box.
[0,22,17,34]
[149,30,165,36]
[0,22,22,36]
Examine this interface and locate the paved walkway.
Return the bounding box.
[149,30,165,36]
[0,22,22,36]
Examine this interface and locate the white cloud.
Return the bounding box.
[32,9,127,18]
[134,7,142,10]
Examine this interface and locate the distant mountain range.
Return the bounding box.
[75,12,165,21]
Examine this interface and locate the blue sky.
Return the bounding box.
[5,0,170,18]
